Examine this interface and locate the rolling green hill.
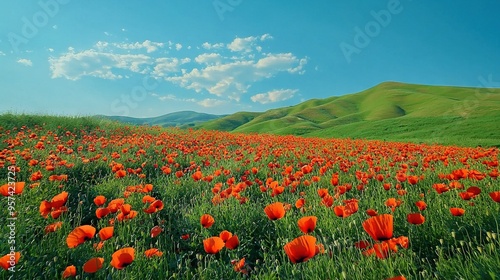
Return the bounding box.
[96,111,225,127]
[195,82,500,147]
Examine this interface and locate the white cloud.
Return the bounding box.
[251,89,298,104]
[52,25,58,29]
[197,98,226,107]
[260,34,273,41]
[154,93,196,103]
[49,50,153,80]
[166,53,306,100]
[112,40,164,53]
[152,57,181,77]
[48,48,54,52]
[175,43,182,51]
[227,36,258,53]
[202,42,224,50]
[17,59,32,67]
[195,53,222,65]
[0,51,6,56]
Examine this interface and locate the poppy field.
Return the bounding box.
[1,116,500,279]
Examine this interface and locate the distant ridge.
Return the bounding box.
[96,110,226,127]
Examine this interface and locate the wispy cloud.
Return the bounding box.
[167,52,306,100]
[49,49,152,80]
[17,58,33,66]
[251,89,298,104]
[197,98,227,107]
[0,51,6,56]
[49,34,307,103]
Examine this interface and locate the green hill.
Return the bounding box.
[96,111,225,127]
[195,82,500,147]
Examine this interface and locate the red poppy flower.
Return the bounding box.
[407,213,425,225]
[415,201,427,211]
[45,221,63,234]
[96,207,110,219]
[366,209,378,216]
[362,214,393,241]
[144,200,164,214]
[203,237,225,254]
[200,214,215,228]
[450,207,465,216]
[297,216,317,234]
[66,225,96,248]
[1,252,20,270]
[264,202,286,220]
[489,191,500,203]
[219,230,233,242]
[98,227,114,241]
[225,235,240,250]
[83,257,104,273]
[144,248,163,258]
[151,226,162,238]
[62,265,76,278]
[93,195,106,206]
[0,182,25,196]
[50,191,68,208]
[283,235,317,263]
[111,247,135,269]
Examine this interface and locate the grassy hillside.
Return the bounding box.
[97,111,225,127]
[196,82,500,147]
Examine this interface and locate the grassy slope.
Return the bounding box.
[197,82,500,147]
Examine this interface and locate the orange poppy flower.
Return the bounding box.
[225,235,240,250]
[264,202,286,220]
[0,182,25,196]
[232,257,247,273]
[295,198,305,209]
[83,257,104,273]
[62,265,76,278]
[66,225,96,248]
[98,227,114,241]
[489,191,500,203]
[0,252,20,270]
[219,230,233,242]
[45,221,63,234]
[200,214,215,228]
[450,207,465,216]
[94,241,105,251]
[120,204,132,215]
[407,213,425,225]
[142,195,156,203]
[111,247,135,269]
[51,206,68,219]
[50,191,68,208]
[297,216,317,234]
[151,226,162,238]
[116,210,138,221]
[93,195,106,206]
[203,237,225,254]
[144,248,163,258]
[95,207,110,219]
[366,209,378,216]
[415,201,427,211]
[386,276,407,280]
[144,200,164,214]
[362,214,393,241]
[40,200,52,218]
[283,235,317,263]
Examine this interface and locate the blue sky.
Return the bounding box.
[1,0,499,118]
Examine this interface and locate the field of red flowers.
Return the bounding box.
[1,118,499,279]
